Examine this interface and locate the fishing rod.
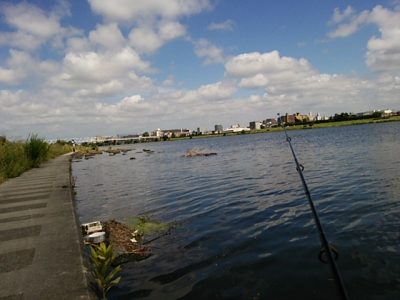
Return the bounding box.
[277,113,349,300]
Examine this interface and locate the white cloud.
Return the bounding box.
[3,2,62,38]
[207,20,235,31]
[0,2,80,51]
[0,31,43,51]
[328,5,400,74]
[193,39,226,65]
[0,50,59,85]
[224,50,390,114]
[89,23,126,50]
[89,0,209,54]
[226,51,315,78]
[184,81,236,102]
[88,0,211,22]
[52,47,152,87]
[331,6,354,24]
[129,21,186,53]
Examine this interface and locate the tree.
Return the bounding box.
[142,132,149,137]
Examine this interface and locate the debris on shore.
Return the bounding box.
[185,148,217,157]
[82,217,174,264]
[103,220,149,263]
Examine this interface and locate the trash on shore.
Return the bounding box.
[103,220,149,263]
[82,221,106,243]
[81,217,174,263]
[185,148,217,157]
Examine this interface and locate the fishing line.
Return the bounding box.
[278,113,349,300]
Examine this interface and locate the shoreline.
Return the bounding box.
[164,115,400,142]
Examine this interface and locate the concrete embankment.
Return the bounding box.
[0,154,92,299]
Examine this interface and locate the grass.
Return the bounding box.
[0,135,73,185]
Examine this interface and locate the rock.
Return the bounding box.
[185,148,217,157]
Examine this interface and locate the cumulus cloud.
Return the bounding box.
[328,5,400,74]
[89,23,126,50]
[88,0,210,54]
[225,50,387,114]
[51,47,152,88]
[178,81,236,103]
[0,50,59,85]
[193,39,226,65]
[2,2,62,38]
[207,20,235,31]
[330,6,355,24]
[88,0,211,22]
[226,51,315,78]
[129,21,186,53]
[0,1,78,51]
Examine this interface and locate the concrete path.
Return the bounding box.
[0,154,92,300]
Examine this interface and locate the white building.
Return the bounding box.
[224,124,250,133]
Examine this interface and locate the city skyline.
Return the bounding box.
[1,0,400,139]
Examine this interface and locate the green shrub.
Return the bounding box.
[24,134,49,168]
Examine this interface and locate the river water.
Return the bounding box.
[73,122,400,300]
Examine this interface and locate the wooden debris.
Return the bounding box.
[102,220,150,263]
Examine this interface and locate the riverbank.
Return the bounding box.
[169,115,400,141]
[0,154,92,299]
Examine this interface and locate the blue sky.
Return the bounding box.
[0,0,399,139]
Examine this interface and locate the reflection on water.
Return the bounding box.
[73,122,400,300]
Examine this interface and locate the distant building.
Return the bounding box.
[152,128,163,137]
[224,124,250,133]
[155,128,190,138]
[249,121,262,130]
[214,124,223,133]
[278,113,295,125]
[294,113,309,123]
[263,118,277,127]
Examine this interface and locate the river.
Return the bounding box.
[73,122,400,300]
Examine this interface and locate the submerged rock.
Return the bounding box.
[185,148,217,157]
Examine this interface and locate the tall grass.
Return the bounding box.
[0,140,30,183]
[0,135,73,184]
[24,134,49,168]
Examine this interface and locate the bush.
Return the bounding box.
[24,134,49,168]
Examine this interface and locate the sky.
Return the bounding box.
[0,0,399,139]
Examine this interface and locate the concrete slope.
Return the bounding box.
[0,154,92,300]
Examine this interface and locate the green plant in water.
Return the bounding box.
[24,134,49,168]
[90,242,122,300]
[125,215,173,236]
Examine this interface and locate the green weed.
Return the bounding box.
[90,242,122,299]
